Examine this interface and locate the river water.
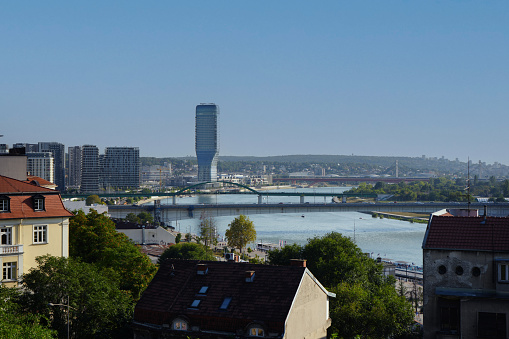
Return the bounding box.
[159,187,427,266]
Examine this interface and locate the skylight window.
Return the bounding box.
[220,297,232,310]
[190,299,201,308]
[198,286,208,294]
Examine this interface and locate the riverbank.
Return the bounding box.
[368,211,429,224]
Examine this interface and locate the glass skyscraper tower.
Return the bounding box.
[195,104,219,182]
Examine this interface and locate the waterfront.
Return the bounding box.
[159,187,428,266]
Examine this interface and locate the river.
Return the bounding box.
[158,186,427,266]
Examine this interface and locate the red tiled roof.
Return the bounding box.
[0,175,73,219]
[423,215,509,252]
[134,260,307,333]
[25,176,56,189]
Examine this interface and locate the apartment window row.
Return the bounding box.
[1,225,47,245]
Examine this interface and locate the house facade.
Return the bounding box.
[422,214,509,339]
[0,175,73,287]
[133,259,334,338]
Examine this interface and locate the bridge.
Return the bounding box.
[272,177,430,185]
[108,202,509,225]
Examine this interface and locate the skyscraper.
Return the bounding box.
[103,147,140,189]
[81,145,99,193]
[195,104,219,182]
[67,146,82,189]
[38,142,65,190]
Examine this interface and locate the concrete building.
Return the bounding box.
[195,104,219,182]
[103,147,140,189]
[38,142,65,191]
[81,145,99,193]
[133,259,335,338]
[114,220,175,246]
[422,213,509,338]
[67,146,82,189]
[26,152,54,184]
[0,175,73,287]
[0,149,27,181]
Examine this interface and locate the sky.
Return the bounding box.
[1,1,508,164]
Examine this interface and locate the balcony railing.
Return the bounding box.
[0,245,23,255]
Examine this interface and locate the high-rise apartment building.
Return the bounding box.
[195,104,219,182]
[81,145,99,193]
[67,146,82,189]
[38,142,65,191]
[13,143,38,152]
[103,147,140,189]
[26,152,54,183]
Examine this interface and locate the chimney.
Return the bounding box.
[290,259,307,267]
[245,271,255,282]
[197,264,208,275]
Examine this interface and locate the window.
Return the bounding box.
[220,297,232,310]
[198,286,208,294]
[0,197,9,212]
[478,312,506,338]
[440,306,459,332]
[172,319,188,331]
[34,196,45,211]
[1,227,12,245]
[33,225,47,244]
[249,327,265,337]
[2,262,16,281]
[190,299,201,308]
[498,263,509,282]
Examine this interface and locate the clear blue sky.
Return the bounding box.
[2,1,508,164]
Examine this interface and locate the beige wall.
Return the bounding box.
[1,217,68,286]
[284,272,332,339]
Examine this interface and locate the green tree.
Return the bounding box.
[69,210,157,300]
[224,215,257,253]
[158,243,216,264]
[126,212,141,224]
[175,233,182,244]
[268,232,414,338]
[198,213,217,247]
[137,211,153,225]
[0,286,56,339]
[85,195,102,206]
[20,255,134,339]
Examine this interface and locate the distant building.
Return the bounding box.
[114,220,175,246]
[422,213,509,338]
[38,142,65,191]
[67,146,82,189]
[195,104,219,182]
[133,259,335,338]
[0,149,27,181]
[102,147,140,189]
[13,143,38,152]
[0,175,73,287]
[26,152,54,184]
[0,144,7,154]
[81,145,99,193]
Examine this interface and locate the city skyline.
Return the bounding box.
[2,2,508,165]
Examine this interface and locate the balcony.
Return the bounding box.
[0,245,23,255]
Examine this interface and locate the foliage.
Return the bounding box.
[198,212,217,247]
[175,233,182,244]
[0,286,56,339]
[85,195,102,206]
[158,243,216,264]
[126,212,141,224]
[20,256,134,339]
[137,211,153,224]
[268,232,414,338]
[224,215,257,253]
[69,210,157,300]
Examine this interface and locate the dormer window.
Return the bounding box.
[172,318,188,331]
[0,196,10,212]
[33,195,45,211]
[249,327,265,337]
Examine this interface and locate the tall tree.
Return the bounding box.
[224,215,257,253]
[69,210,157,300]
[198,212,217,247]
[20,256,134,339]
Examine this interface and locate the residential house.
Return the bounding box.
[422,214,509,339]
[0,175,73,287]
[133,259,335,338]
